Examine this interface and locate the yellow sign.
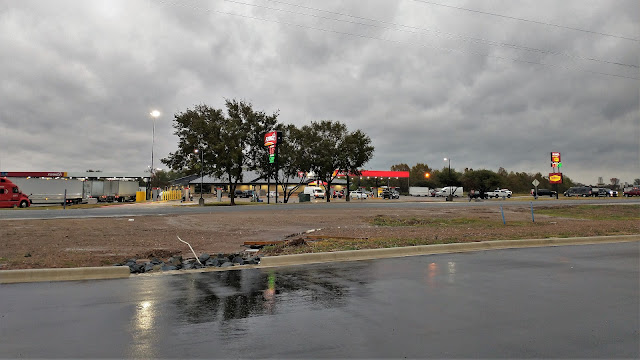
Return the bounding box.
[549,173,563,184]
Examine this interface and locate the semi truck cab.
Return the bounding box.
[0,177,31,208]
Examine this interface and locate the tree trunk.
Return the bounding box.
[346,176,350,202]
[325,181,331,202]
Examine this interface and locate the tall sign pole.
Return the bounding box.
[550,152,562,199]
[264,131,283,204]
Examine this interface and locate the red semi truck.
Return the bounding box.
[0,177,31,208]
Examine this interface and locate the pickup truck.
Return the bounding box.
[485,189,512,198]
[624,187,640,197]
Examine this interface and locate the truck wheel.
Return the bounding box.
[19,200,29,208]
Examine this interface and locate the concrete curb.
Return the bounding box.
[2,235,638,284]
[258,235,640,267]
[0,266,130,284]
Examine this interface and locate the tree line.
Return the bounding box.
[385,163,582,195]
[161,100,374,204]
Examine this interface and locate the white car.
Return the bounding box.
[350,190,368,199]
[486,189,512,198]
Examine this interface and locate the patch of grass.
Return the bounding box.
[537,205,640,221]
[261,236,477,256]
[371,215,489,227]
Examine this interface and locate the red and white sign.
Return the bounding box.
[549,173,563,184]
[269,145,275,155]
[264,131,278,146]
[551,152,561,163]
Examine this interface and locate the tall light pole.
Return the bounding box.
[150,110,160,200]
[194,148,204,206]
[444,157,452,201]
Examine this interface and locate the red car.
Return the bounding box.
[624,187,640,197]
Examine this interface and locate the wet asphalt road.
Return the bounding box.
[1,197,639,220]
[1,242,638,358]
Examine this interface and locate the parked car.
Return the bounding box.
[382,190,399,199]
[304,186,325,199]
[608,189,618,197]
[624,187,640,197]
[468,190,488,199]
[531,189,557,197]
[350,190,368,199]
[239,190,255,198]
[564,186,595,197]
[227,189,243,198]
[486,189,512,198]
[332,190,344,198]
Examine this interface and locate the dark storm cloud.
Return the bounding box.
[0,0,637,185]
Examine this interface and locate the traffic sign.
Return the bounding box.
[532,179,540,187]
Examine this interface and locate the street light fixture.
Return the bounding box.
[149,110,161,200]
[444,157,452,201]
[194,148,205,206]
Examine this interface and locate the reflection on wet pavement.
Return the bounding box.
[171,262,374,326]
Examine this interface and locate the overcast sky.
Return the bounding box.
[1,0,638,185]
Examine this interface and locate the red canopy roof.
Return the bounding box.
[334,170,409,178]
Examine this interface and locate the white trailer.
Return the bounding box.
[85,180,105,200]
[110,180,138,202]
[8,177,86,205]
[409,187,430,196]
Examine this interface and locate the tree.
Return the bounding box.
[152,169,187,189]
[634,179,640,186]
[610,178,620,189]
[436,166,462,189]
[462,169,502,196]
[272,124,314,203]
[338,129,374,201]
[162,100,279,205]
[390,163,410,193]
[409,163,432,187]
[304,120,374,202]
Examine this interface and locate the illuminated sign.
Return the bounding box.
[549,173,563,184]
[551,152,561,163]
[264,131,283,146]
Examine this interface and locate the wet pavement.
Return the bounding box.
[1,242,638,358]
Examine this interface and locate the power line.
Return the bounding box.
[411,0,639,42]
[155,1,639,81]
[253,0,637,69]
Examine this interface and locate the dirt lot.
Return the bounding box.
[1,203,638,269]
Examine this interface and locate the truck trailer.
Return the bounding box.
[87,180,138,202]
[109,180,138,202]
[7,177,86,205]
[409,187,430,196]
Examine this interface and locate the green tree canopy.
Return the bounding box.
[162,100,279,205]
[304,120,374,202]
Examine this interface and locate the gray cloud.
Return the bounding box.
[0,0,637,185]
